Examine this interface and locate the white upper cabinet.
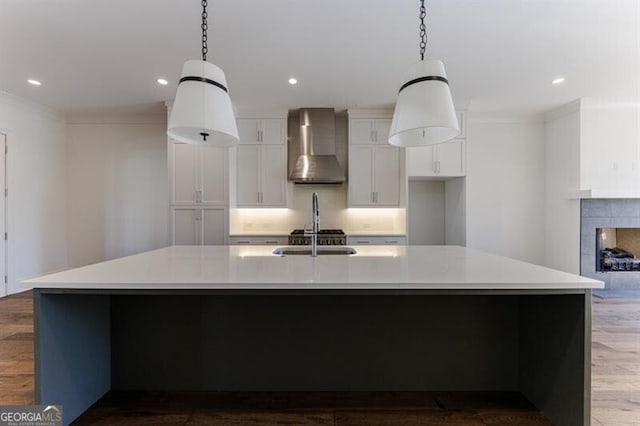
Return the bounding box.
[406,111,466,179]
[235,117,287,207]
[407,140,465,178]
[171,144,227,205]
[350,118,393,145]
[349,116,401,207]
[237,118,285,145]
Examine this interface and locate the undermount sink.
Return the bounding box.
[272,246,357,256]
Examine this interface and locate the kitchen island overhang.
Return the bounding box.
[24,246,603,426]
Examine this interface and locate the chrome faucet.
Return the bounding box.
[306,192,320,257]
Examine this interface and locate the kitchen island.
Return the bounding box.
[25,245,603,426]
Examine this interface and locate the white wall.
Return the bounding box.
[407,181,445,245]
[445,177,466,246]
[0,92,68,294]
[466,116,546,264]
[580,99,640,193]
[542,102,584,274]
[66,112,169,267]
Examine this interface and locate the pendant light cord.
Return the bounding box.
[419,0,427,60]
[201,0,208,61]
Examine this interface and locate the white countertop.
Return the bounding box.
[24,245,604,290]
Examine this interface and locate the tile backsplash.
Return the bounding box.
[229,184,405,235]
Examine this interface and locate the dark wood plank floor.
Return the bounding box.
[0,291,638,425]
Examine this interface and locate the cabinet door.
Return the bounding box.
[349,146,375,206]
[173,208,199,245]
[237,119,261,144]
[202,208,226,245]
[236,145,261,206]
[374,119,392,144]
[456,111,466,138]
[199,146,227,204]
[260,145,287,206]
[261,119,285,145]
[172,143,198,204]
[406,146,436,177]
[350,119,375,145]
[374,146,400,206]
[436,139,465,177]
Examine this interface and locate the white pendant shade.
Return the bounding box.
[167,59,239,146]
[389,60,459,147]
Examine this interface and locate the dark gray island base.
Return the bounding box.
[34,289,592,426]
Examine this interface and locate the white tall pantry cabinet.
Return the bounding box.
[169,143,228,245]
[167,105,228,245]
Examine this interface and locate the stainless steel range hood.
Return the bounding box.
[288,108,346,183]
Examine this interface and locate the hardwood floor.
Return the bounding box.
[0,291,638,425]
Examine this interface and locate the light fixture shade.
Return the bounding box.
[167,59,239,145]
[389,60,459,147]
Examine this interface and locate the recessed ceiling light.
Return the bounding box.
[27,79,41,86]
[552,77,565,85]
[288,78,298,85]
[157,78,169,85]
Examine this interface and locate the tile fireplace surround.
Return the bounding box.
[581,199,640,289]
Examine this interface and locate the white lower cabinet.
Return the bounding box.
[348,236,407,245]
[228,236,288,245]
[172,207,226,245]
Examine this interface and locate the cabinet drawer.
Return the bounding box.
[348,236,407,245]
[228,236,287,245]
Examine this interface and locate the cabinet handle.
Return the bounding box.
[194,210,201,221]
[265,240,278,244]
[433,161,437,174]
[437,161,441,173]
[197,190,203,203]
[237,240,250,244]
[356,240,370,244]
[373,130,378,142]
[375,192,378,203]
[259,130,264,142]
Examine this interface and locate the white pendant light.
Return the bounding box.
[167,0,239,146]
[389,0,459,147]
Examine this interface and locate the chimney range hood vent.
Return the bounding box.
[288,108,346,184]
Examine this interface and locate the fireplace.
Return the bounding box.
[581,199,640,290]
[596,228,640,272]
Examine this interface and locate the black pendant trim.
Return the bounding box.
[399,75,449,93]
[179,76,228,93]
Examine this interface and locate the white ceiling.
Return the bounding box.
[0,0,638,114]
